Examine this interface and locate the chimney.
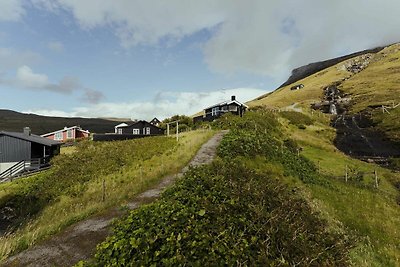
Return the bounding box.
[23,127,31,136]
[231,95,236,101]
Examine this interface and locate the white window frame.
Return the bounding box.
[67,129,73,139]
[54,132,63,140]
[146,127,151,135]
[117,128,123,134]
[133,129,140,135]
[212,107,220,116]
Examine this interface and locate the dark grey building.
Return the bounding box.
[118,120,164,135]
[193,95,248,123]
[150,117,161,126]
[0,127,61,174]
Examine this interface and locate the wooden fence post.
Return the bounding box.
[102,178,105,202]
[374,169,379,188]
[345,165,348,183]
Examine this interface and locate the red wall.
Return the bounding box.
[44,129,89,142]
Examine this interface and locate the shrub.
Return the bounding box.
[84,160,352,266]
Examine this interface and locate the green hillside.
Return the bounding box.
[81,111,400,266]
[248,43,400,142]
[0,130,214,260]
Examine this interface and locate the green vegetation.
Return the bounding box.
[161,115,194,133]
[279,111,314,128]
[339,44,400,142]
[80,111,354,266]
[247,64,351,108]
[283,112,400,266]
[248,43,400,143]
[0,130,214,261]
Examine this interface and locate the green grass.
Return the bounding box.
[248,63,351,108]
[79,111,353,266]
[339,44,400,142]
[0,130,214,261]
[60,146,77,154]
[283,114,400,266]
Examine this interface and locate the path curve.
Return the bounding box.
[2,131,228,267]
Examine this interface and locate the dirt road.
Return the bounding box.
[2,131,227,267]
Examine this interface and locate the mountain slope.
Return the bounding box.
[0,109,132,135]
[248,43,400,143]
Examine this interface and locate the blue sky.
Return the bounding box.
[0,0,399,119]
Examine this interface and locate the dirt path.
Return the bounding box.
[2,131,227,267]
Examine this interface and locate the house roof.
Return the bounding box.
[0,131,61,146]
[205,99,249,110]
[41,126,90,137]
[118,120,162,130]
[150,117,161,123]
[115,123,129,128]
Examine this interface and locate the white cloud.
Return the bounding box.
[0,0,24,21]
[2,65,104,103]
[47,41,64,52]
[0,47,42,70]
[24,88,266,120]
[16,65,49,88]
[33,0,400,79]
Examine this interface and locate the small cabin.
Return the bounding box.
[116,120,164,135]
[150,117,161,127]
[290,84,304,91]
[193,95,248,123]
[41,126,90,142]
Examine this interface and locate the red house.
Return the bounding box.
[41,126,90,142]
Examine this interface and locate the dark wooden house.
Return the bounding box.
[150,117,161,126]
[118,120,164,135]
[0,127,61,178]
[94,120,164,142]
[193,95,248,123]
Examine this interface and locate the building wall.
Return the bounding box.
[44,128,89,142]
[75,130,89,139]
[0,135,31,163]
[121,122,164,135]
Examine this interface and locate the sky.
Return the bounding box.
[1,0,400,120]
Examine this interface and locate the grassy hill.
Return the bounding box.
[0,109,132,135]
[81,111,400,266]
[248,43,400,143]
[0,130,214,260]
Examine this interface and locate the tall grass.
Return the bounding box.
[283,114,400,266]
[0,130,214,261]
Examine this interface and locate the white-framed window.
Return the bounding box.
[229,105,238,112]
[146,127,150,135]
[54,132,63,140]
[133,129,140,135]
[67,129,73,139]
[211,107,220,116]
[117,128,123,134]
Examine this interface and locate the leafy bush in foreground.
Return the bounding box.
[83,160,352,266]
